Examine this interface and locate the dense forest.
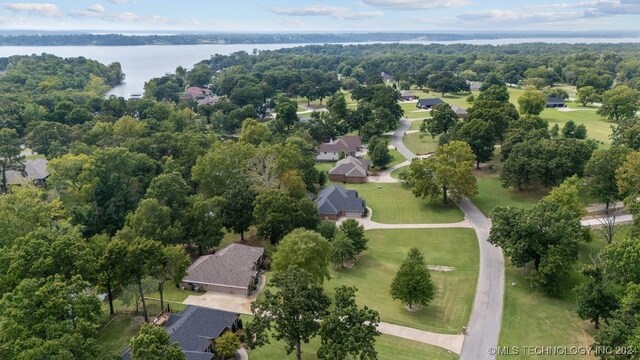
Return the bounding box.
[1,42,640,359]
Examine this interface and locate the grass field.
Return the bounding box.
[364,148,406,169]
[97,315,142,357]
[342,182,464,224]
[497,227,631,360]
[247,332,460,360]
[324,229,479,334]
[472,177,548,216]
[391,165,409,179]
[404,132,439,155]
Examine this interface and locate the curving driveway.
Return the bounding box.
[384,119,506,360]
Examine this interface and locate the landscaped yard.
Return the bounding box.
[364,148,406,169]
[246,332,459,360]
[96,315,142,357]
[341,182,464,224]
[472,177,548,216]
[325,229,479,334]
[391,165,409,179]
[404,132,439,156]
[497,227,631,360]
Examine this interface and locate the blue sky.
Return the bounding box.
[2,0,640,32]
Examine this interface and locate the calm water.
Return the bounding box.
[1,37,639,97]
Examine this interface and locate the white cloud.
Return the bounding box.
[361,0,472,10]
[271,5,383,20]
[3,3,61,17]
[107,0,136,4]
[87,3,105,14]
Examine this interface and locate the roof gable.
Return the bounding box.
[183,244,264,288]
[316,184,365,215]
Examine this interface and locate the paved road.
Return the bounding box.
[581,214,634,227]
[378,322,465,354]
[458,199,505,360]
[391,118,416,161]
[391,123,506,360]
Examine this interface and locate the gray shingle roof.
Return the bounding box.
[329,156,370,178]
[121,306,239,360]
[546,96,565,104]
[5,158,49,185]
[318,136,362,153]
[183,243,264,289]
[451,105,468,116]
[417,98,445,107]
[316,184,366,216]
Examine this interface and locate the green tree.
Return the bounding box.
[368,135,392,168]
[338,218,368,255]
[272,228,331,284]
[330,232,357,268]
[191,141,255,197]
[0,186,65,248]
[517,89,547,116]
[577,86,598,107]
[598,85,640,121]
[215,332,241,359]
[184,195,225,254]
[145,172,191,222]
[406,141,477,205]
[220,178,256,241]
[422,103,458,137]
[0,276,102,360]
[318,286,380,360]
[0,128,23,194]
[451,118,495,169]
[253,190,319,244]
[390,248,436,309]
[124,238,163,322]
[239,118,272,146]
[316,221,337,241]
[130,323,185,360]
[585,147,632,212]
[127,198,181,245]
[247,266,331,360]
[575,266,619,329]
[48,148,157,236]
[561,120,587,139]
[151,245,190,311]
[477,85,510,103]
[489,177,590,295]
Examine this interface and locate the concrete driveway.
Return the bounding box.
[182,274,265,315]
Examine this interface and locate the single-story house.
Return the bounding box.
[381,72,392,83]
[122,305,240,360]
[328,156,370,184]
[400,90,419,101]
[416,98,445,109]
[197,96,220,107]
[316,184,366,220]
[546,96,567,108]
[451,105,468,118]
[182,87,213,101]
[2,158,49,193]
[181,244,264,296]
[468,81,483,91]
[316,136,362,161]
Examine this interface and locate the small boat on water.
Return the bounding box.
[129,93,143,100]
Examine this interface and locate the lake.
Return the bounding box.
[1,37,639,97]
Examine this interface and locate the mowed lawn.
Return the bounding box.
[497,227,631,360]
[342,182,464,224]
[247,330,459,360]
[404,132,439,156]
[96,315,142,357]
[472,176,548,216]
[324,229,479,334]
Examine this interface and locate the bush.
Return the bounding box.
[215,332,241,359]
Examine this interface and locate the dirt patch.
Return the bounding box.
[556,107,597,112]
[405,304,422,312]
[427,265,455,272]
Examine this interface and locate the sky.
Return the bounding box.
[1,0,640,32]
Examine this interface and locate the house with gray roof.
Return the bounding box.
[328,156,370,184]
[400,90,419,101]
[416,98,445,109]
[181,243,264,296]
[546,96,566,108]
[451,105,468,118]
[2,158,50,193]
[122,305,240,360]
[316,184,366,220]
[317,136,362,161]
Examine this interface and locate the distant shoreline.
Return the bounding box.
[1,32,639,47]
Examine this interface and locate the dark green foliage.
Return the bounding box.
[575,267,619,329]
[247,266,331,360]
[130,323,185,360]
[390,248,436,309]
[318,286,380,360]
[253,190,319,244]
